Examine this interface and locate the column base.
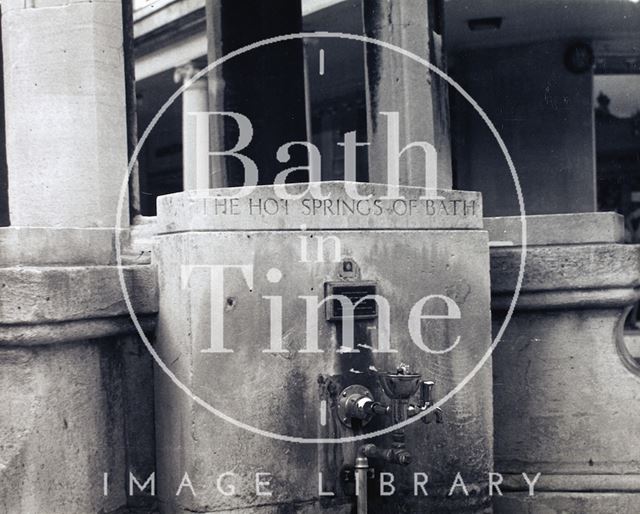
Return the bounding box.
[495,492,640,513]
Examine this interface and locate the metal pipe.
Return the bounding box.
[355,455,369,514]
[361,442,412,466]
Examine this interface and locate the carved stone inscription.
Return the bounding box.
[204,196,478,218]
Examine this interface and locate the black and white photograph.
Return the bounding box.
[1,0,639,512]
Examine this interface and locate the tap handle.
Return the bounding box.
[420,381,444,425]
[420,380,434,408]
[364,400,390,416]
[424,407,444,424]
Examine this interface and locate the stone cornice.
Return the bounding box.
[491,243,640,310]
[492,244,640,292]
[0,264,158,346]
[485,212,624,246]
[0,314,157,346]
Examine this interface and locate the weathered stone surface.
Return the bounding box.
[0,222,158,266]
[121,334,158,512]
[485,212,624,246]
[0,315,157,346]
[3,0,120,11]
[0,227,121,266]
[502,472,640,492]
[624,330,640,359]
[1,0,128,227]
[156,182,483,233]
[0,261,158,510]
[495,492,640,513]
[0,265,157,326]
[0,340,126,513]
[0,225,159,345]
[121,216,159,265]
[154,184,493,513]
[491,244,640,298]
[493,306,640,475]
[490,214,640,511]
[0,3,149,513]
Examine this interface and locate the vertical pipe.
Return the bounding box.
[355,455,369,514]
[391,399,407,450]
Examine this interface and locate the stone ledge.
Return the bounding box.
[0,227,121,266]
[491,244,640,294]
[0,265,157,325]
[0,314,157,346]
[501,473,640,492]
[157,182,484,233]
[0,222,158,267]
[492,286,640,311]
[494,492,640,513]
[485,212,624,246]
[121,216,158,265]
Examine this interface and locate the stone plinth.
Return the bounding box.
[0,226,159,513]
[488,213,640,513]
[154,182,493,513]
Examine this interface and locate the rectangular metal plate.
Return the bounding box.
[324,281,378,321]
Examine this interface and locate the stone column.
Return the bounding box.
[0,1,157,512]
[2,0,128,227]
[174,63,213,190]
[487,213,640,512]
[362,0,452,190]
[205,0,308,186]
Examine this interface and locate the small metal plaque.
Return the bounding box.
[324,281,378,321]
